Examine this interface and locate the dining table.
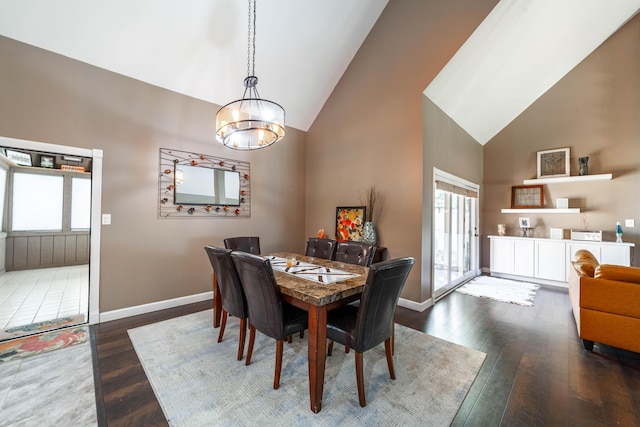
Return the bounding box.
[213,251,369,413]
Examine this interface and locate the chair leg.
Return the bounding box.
[245,326,256,366]
[345,346,350,353]
[355,352,366,407]
[300,331,304,339]
[237,318,247,361]
[327,340,334,356]
[218,310,228,343]
[391,323,395,356]
[274,340,284,389]
[385,337,395,380]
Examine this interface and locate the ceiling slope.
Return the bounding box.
[0,0,389,132]
[424,0,640,145]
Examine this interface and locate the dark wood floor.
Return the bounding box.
[91,285,640,426]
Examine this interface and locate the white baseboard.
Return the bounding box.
[99,291,213,323]
[398,297,433,312]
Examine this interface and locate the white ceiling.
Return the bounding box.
[0,0,389,132]
[1,1,639,143]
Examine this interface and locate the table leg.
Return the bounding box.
[308,304,327,413]
[213,272,222,328]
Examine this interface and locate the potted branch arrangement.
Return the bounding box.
[361,186,379,246]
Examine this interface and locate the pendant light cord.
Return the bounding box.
[247,0,256,77]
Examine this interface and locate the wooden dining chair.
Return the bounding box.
[204,245,248,361]
[326,257,415,407]
[230,251,308,390]
[305,238,337,260]
[333,241,376,267]
[224,236,261,255]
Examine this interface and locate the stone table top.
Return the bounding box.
[266,252,369,306]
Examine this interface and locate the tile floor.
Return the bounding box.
[0,265,89,331]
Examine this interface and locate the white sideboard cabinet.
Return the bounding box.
[488,236,634,286]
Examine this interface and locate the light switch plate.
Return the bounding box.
[102,214,111,225]
[625,219,635,228]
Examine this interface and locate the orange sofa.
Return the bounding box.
[568,250,640,353]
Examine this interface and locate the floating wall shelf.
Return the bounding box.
[523,173,612,185]
[501,208,581,214]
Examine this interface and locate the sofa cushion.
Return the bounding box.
[572,258,599,278]
[594,264,640,284]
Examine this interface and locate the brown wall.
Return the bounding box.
[483,14,640,268]
[0,36,307,312]
[306,0,497,302]
[423,97,483,300]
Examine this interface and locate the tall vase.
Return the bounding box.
[362,221,377,246]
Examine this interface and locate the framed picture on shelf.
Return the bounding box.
[40,155,55,168]
[537,147,570,178]
[335,206,366,241]
[519,217,531,228]
[4,149,32,166]
[511,184,544,208]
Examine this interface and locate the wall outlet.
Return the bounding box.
[625,219,635,228]
[102,214,111,225]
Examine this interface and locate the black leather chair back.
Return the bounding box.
[305,238,337,260]
[224,236,261,255]
[354,257,415,352]
[333,241,376,266]
[204,246,247,320]
[231,251,286,340]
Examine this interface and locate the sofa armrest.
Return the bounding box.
[580,275,640,319]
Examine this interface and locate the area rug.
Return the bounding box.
[0,325,88,364]
[0,313,85,341]
[0,336,97,426]
[456,275,540,306]
[129,309,486,426]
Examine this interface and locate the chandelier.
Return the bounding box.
[215,0,285,150]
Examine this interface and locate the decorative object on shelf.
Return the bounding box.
[550,227,564,239]
[555,198,569,209]
[616,221,623,243]
[578,156,589,176]
[60,165,85,172]
[4,149,32,166]
[537,147,570,178]
[497,224,506,236]
[215,0,285,150]
[336,206,366,241]
[519,217,533,237]
[317,229,327,239]
[39,155,55,168]
[360,186,380,246]
[511,185,544,208]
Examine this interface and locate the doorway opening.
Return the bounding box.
[433,168,479,300]
[0,137,102,342]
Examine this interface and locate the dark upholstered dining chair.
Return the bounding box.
[230,251,308,390]
[333,241,376,267]
[224,236,261,255]
[326,257,415,407]
[305,238,338,260]
[204,245,248,361]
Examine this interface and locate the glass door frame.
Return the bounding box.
[432,168,480,300]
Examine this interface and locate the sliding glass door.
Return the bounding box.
[433,169,479,300]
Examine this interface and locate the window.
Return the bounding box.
[71,177,91,230]
[0,168,6,232]
[12,173,64,231]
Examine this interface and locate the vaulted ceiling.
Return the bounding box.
[1,0,639,144]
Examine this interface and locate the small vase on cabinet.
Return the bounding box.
[362,221,377,246]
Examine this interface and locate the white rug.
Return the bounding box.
[128,309,486,426]
[456,275,540,306]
